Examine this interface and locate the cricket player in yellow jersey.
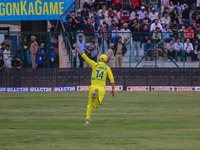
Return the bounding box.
[74,44,115,125]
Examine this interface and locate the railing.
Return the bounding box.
[0,31,199,69]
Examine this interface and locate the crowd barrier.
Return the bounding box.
[1,68,200,92]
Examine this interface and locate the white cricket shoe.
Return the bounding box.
[92,89,99,99]
[85,120,90,125]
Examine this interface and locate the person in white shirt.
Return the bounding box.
[162,12,171,26]
[184,38,195,61]
[3,45,12,68]
[138,6,147,21]
[149,8,159,22]
[158,13,164,26]
[130,10,136,21]
[174,38,183,61]
[150,19,163,31]
[120,23,131,44]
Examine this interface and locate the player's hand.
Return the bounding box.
[73,43,77,49]
[110,90,115,97]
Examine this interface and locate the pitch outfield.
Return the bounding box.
[0,92,200,150]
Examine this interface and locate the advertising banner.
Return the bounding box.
[0,0,74,21]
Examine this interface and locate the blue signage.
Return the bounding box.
[0,0,74,21]
[53,87,76,92]
[0,87,29,92]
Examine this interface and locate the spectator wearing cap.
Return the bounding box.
[11,55,21,70]
[107,44,115,67]
[162,24,173,43]
[150,0,158,11]
[138,6,147,21]
[162,12,171,26]
[83,43,92,68]
[161,0,170,14]
[120,23,131,45]
[114,37,127,67]
[150,19,163,32]
[113,0,122,11]
[106,12,118,26]
[36,43,45,68]
[149,8,159,22]
[90,37,99,62]
[77,35,86,68]
[84,18,95,43]
[192,20,197,31]
[112,25,121,44]
[0,55,5,70]
[3,45,12,68]
[131,0,144,10]
[184,26,194,44]
[121,12,130,23]
[2,34,14,55]
[29,35,38,69]
[182,4,192,26]
[0,43,6,55]
[131,23,141,61]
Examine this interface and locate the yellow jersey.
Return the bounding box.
[81,53,114,88]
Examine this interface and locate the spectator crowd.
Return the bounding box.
[62,0,200,67]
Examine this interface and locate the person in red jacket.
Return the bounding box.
[184,26,194,44]
[121,12,130,23]
[114,0,122,11]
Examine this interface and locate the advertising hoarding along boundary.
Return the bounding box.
[0,0,74,21]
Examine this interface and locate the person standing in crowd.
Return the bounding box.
[144,39,154,61]
[84,18,95,43]
[36,43,45,68]
[174,38,183,61]
[29,36,38,69]
[11,55,21,70]
[84,43,92,68]
[120,23,131,45]
[166,39,175,60]
[111,25,121,44]
[107,44,115,67]
[77,35,86,68]
[0,55,5,70]
[131,23,141,62]
[3,45,12,68]
[184,38,195,61]
[90,37,99,62]
[50,45,57,68]
[114,37,127,68]
[3,34,14,55]
[0,43,6,55]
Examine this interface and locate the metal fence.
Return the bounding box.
[0,31,199,69]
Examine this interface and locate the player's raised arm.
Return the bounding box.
[107,67,115,97]
[74,43,96,68]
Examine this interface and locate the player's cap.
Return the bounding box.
[152,7,155,10]
[192,20,196,23]
[86,43,90,46]
[141,6,145,9]
[99,54,108,63]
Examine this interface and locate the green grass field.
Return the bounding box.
[0,92,200,150]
